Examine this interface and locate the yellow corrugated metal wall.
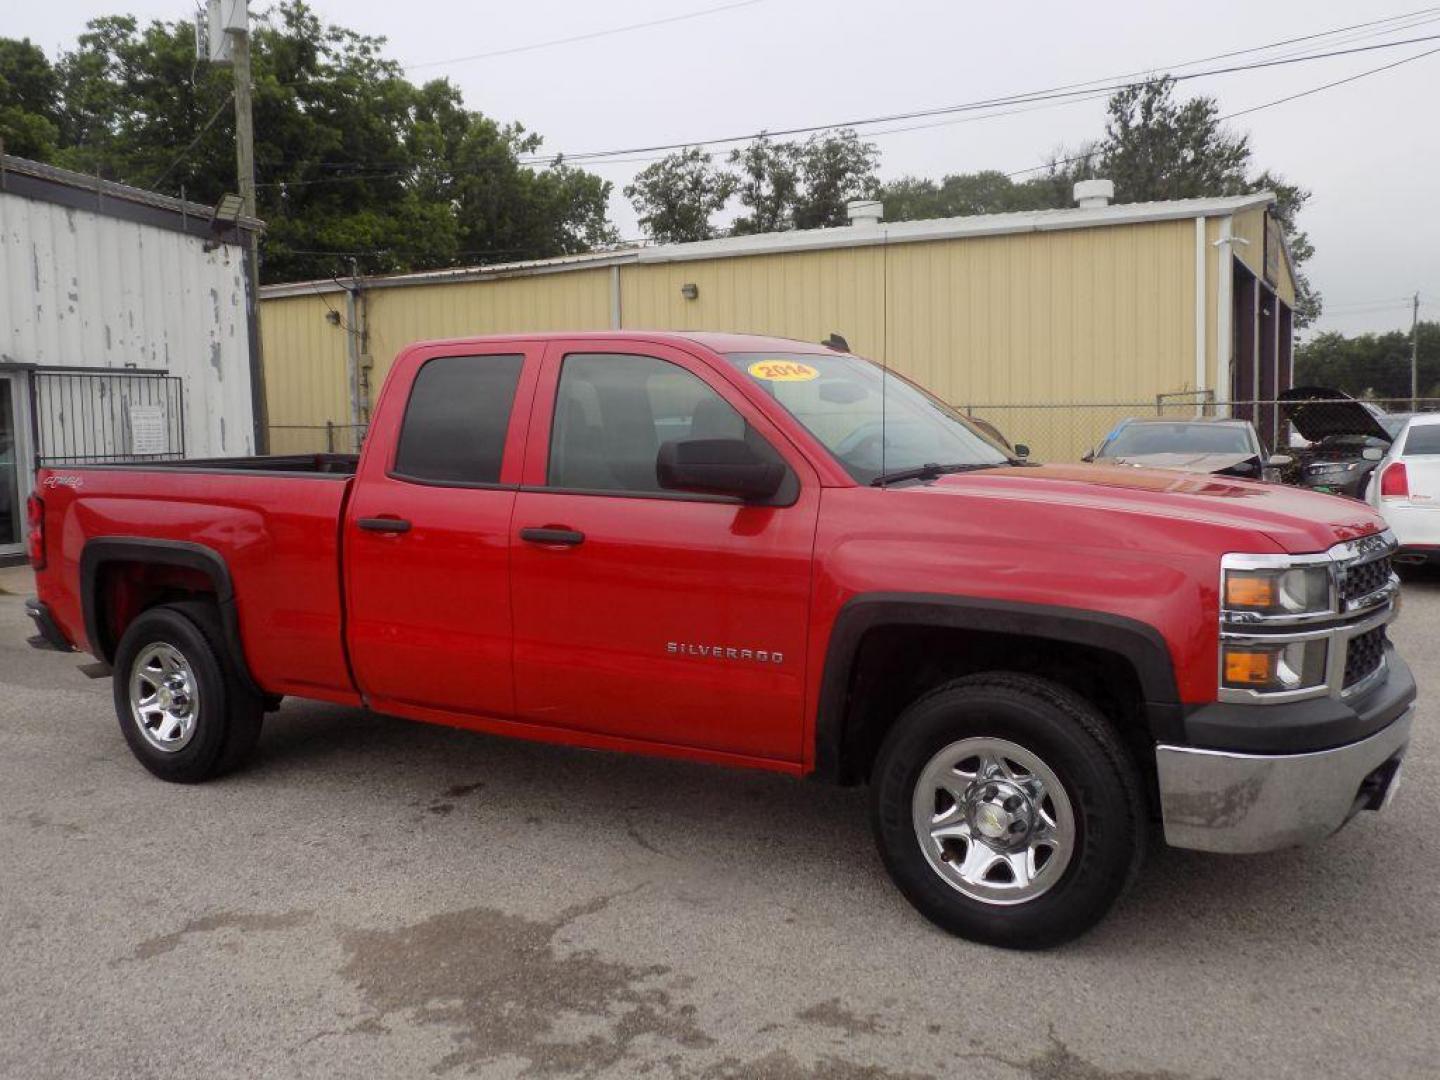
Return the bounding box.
[1232,207,1297,305]
[362,268,612,392]
[620,248,887,356]
[259,293,352,454]
[259,219,1212,460]
[621,221,1196,404]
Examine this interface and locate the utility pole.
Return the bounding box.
[231,6,267,451]
[1413,291,1421,412]
[203,0,268,452]
[232,13,256,222]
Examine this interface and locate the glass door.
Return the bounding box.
[0,375,22,556]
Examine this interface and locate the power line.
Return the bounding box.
[146,91,235,188]
[513,29,1440,165]
[1223,44,1440,119]
[247,7,1440,188]
[257,28,1440,191]
[1004,42,1440,178]
[259,5,1440,177]
[403,0,766,70]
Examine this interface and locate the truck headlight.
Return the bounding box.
[1223,565,1331,617]
[1222,639,1329,692]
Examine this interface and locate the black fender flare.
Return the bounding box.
[813,593,1183,784]
[79,537,262,695]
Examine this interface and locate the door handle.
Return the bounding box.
[357,517,412,534]
[519,526,585,546]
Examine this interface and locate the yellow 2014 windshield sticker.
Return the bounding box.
[748,359,820,382]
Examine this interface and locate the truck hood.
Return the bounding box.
[914,462,1382,553]
[1280,386,1392,443]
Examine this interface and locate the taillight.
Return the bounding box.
[1380,462,1409,500]
[26,495,45,570]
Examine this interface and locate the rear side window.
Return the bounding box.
[393,354,524,483]
[1403,424,1440,456]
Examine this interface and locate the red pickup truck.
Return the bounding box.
[24,332,1415,948]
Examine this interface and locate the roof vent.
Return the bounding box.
[846,200,883,226]
[1073,179,1114,209]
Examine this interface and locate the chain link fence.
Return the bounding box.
[267,423,368,455]
[960,397,1440,464]
[265,397,1440,467]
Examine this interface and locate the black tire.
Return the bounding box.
[870,673,1145,950]
[112,601,264,783]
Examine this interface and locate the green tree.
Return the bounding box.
[1094,78,1320,327]
[0,38,62,159]
[880,153,1098,221]
[1098,79,1249,201]
[5,2,618,283]
[624,146,734,243]
[727,129,878,235]
[727,134,800,235]
[1296,323,1440,401]
[790,129,880,230]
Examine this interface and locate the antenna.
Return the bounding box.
[880,227,889,486]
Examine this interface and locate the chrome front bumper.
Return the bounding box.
[1156,706,1413,854]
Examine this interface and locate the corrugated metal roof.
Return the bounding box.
[260,192,1275,299]
[0,153,264,234]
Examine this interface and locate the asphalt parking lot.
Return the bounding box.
[1,567,1437,1080]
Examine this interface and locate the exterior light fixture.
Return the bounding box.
[681,283,699,300]
[211,193,244,227]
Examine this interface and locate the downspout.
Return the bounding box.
[344,271,362,451]
[609,264,622,330]
[1193,216,1207,412]
[1213,217,1234,416]
[244,226,269,454]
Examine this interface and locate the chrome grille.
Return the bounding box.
[1343,625,1387,688]
[1341,554,1393,606]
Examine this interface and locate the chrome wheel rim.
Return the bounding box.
[129,643,200,753]
[911,737,1075,906]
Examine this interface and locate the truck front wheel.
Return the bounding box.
[112,602,263,783]
[870,673,1145,949]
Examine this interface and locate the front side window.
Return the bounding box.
[549,353,779,493]
[393,354,524,484]
[723,351,1008,484]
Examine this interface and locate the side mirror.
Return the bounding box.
[1013,443,1031,459]
[1362,447,1384,461]
[657,438,785,502]
[1267,453,1293,468]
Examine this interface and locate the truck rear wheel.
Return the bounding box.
[870,673,1145,949]
[112,602,263,783]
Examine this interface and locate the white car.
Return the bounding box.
[1367,413,1440,565]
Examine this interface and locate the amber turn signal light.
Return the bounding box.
[1224,650,1276,686]
[1224,575,1276,609]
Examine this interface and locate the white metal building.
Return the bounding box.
[0,154,264,561]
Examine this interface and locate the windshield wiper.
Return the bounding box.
[871,462,1007,487]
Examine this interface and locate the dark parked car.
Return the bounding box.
[1086,417,1289,480]
[1281,387,1393,499]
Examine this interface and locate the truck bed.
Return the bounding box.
[32,460,360,705]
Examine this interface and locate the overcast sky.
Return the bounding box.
[11,0,1440,336]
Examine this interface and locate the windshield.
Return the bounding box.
[1099,422,1253,457]
[724,352,1009,484]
